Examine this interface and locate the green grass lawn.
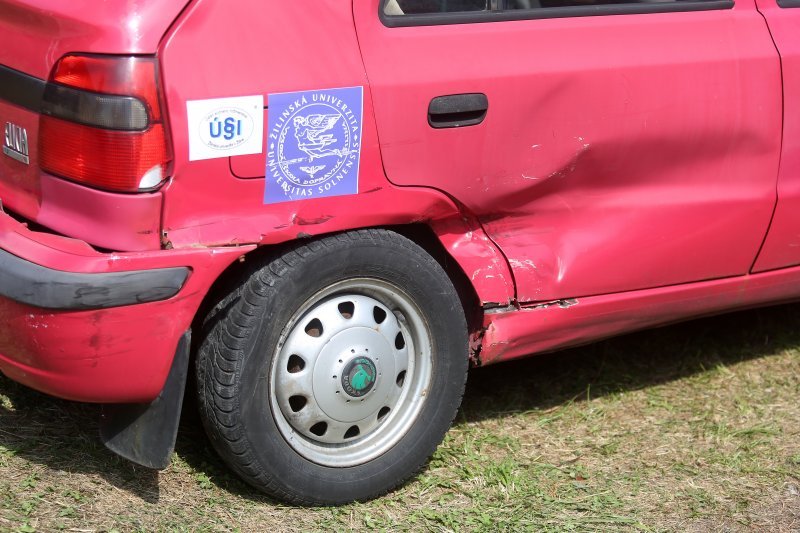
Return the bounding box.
[1,304,799,531]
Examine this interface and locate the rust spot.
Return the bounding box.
[469,328,486,367]
[160,230,173,250]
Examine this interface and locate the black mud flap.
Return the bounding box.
[100,330,191,469]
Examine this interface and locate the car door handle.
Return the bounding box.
[428,93,488,129]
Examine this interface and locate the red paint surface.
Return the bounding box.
[37,175,162,252]
[158,0,387,246]
[0,105,163,251]
[0,211,251,402]
[752,0,800,272]
[0,0,188,78]
[430,217,515,305]
[480,265,800,364]
[355,0,782,302]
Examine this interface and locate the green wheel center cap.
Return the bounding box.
[341,356,377,398]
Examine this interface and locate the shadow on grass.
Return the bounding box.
[1,303,798,503]
[0,382,160,503]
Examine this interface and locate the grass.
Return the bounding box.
[1,303,799,531]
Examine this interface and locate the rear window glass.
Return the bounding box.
[385,0,709,14]
[385,0,489,14]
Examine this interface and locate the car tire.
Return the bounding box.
[195,229,468,505]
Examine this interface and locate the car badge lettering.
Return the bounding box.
[3,122,29,165]
[265,86,363,204]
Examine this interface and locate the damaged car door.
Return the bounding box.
[356,0,782,303]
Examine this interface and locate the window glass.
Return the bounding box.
[506,0,688,6]
[385,0,713,15]
[385,0,489,15]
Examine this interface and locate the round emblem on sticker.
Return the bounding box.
[276,101,352,188]
[199,107,254,151]
[341,356,377,398]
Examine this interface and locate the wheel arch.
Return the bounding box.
[189,222,513,366]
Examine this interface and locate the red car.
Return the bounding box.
[0,0,797,505]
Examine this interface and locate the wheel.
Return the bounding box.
[196,229,468,505]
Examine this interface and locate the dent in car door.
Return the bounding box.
[354,0,782,302]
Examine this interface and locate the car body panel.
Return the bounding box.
[0,103,164,251]
[355,0,782,303]
[480,263,800,364]
[752,0,800,272]
[0,0,189,251]
[157,0,515,304]
[0,0,189,78]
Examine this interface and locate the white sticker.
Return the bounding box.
[186,95,264,161]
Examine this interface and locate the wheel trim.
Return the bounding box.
[270,278,433,467]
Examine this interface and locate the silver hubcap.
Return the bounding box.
[270,279,433,467]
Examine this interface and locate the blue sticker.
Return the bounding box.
[265,86,363,204]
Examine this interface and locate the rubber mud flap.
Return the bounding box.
[100,330,191,469]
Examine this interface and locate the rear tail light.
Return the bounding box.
[38,55,173,193]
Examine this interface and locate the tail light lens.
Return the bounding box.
[38,55,173,193]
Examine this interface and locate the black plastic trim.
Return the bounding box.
[777,0,800,7]
[0,248,189,310]
[380,0,734,27]
[42,83,150,132]
[100,330,191,470]
[0,64,46,113]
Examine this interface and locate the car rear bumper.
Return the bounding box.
[0,247,189,310]
[0,210,252,403]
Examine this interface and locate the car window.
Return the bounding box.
[505,0,672,4]
[385,0,720,15]
[385,0,489,14]
[505,0,684,7]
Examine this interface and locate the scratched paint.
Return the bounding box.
[479,264,800,366]
[431,217,515,306]
[0,214,251,402]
